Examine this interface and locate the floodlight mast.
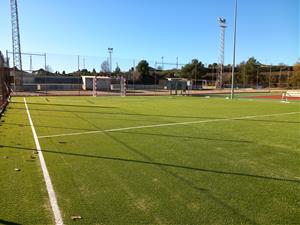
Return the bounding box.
[218,17,227,88]
[10,0,23,89]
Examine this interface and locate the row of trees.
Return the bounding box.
[39,57,300,88]
[133,58,299,88]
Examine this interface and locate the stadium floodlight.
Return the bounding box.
[108,48,113,72]
[218,17,227,88]
[230,0,238,99]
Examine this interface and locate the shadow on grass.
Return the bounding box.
[0,219,21,225]
[7,106,300,125]
[1,144,299,185]
[102,132,261,224]
[3,122,97,132]
[113,130,253,144]
[12,101,118,109]
[234,118,300,124]
[8,106,224,120]
[1,144,262,224]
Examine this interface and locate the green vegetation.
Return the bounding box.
[1,96,299,225]
[289,62,300,88]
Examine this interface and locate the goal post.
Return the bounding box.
[92,76,97,97]
[92,76,126,97]
[120,76,127,97]
[282,90,300,102]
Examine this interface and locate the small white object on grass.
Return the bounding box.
[14,168,21,171]
[205,96,210,99]
[281,101,290,104]
[71,215,82,220]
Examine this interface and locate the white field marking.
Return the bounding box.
[37,111,300,139]
[24,98,64,225]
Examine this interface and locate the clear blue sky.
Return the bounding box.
[0,0,299,72]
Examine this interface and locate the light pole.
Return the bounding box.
[218,17,227,88]
[230,0,238,99]
[269,65,272,90]
[108,48,113,72]
[256,66,259,89]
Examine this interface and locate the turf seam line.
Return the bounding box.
[24,98,64,225]
[38,111,300,139]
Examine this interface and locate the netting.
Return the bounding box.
[0,51,11,114]
[2,51,298,98]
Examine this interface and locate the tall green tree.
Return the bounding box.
[289,62,300,88]
[180,59,206,79]
[114,65,121,76]
[136,60,150,76]
[242,57,261,87]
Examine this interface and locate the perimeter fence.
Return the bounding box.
[3,51,298,97]
[0,51,11,114]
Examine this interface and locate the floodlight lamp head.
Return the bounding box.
[218,17,227,27]
[108,48,113,53]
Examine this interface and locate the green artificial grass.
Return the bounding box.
[0,99,53,225]
[1,96,299,225]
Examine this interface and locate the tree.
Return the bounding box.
[242,57,261,87]
[101,60,110,72]
[136,60,154,83]
[114,64,121,76]
[62,70,66,75]
[180,59,206,79]
[236,61,247,87]
[289,63,300,88]
[136,60,150,76]
[208,63,218,69]
[80,69,91,76]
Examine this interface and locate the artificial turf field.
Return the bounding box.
[0,96,299,225]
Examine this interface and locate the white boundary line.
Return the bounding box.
[24,98,64,225]
[38,111,300,139]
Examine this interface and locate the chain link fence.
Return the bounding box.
[3,51,297,97]
[0,51,11,114]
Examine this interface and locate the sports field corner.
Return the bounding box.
[0,95,300,225]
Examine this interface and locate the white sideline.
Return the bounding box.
[38,111,300,139]
[24,98,64,225]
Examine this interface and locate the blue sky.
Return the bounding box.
[0,0,299,72]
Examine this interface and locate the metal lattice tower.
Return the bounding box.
[10,0,22,71]
[218,17,227,88]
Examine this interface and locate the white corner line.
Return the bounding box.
[38,111,300,139]
[24,98,64,225]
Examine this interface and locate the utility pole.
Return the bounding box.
[108,48,113,72]
[29,55,32,72]
[230,0,238,99]
[256,66,259,89]
[44,53,47,70]
[161,56,164,70]
[77,55,80,71]
[269,65,272,90]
